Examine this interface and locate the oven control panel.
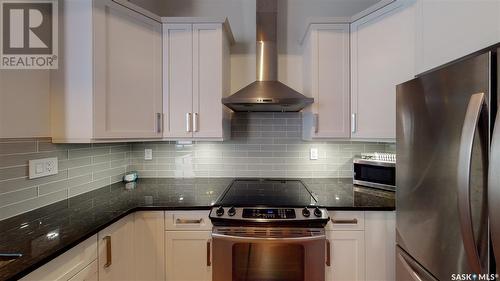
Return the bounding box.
[209,207,329,224]
[242,208,296,219]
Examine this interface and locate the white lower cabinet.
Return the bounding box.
[98,215,135,281]
[165,231,212,281]
[133,211,165,281]
[165,211,212,281]
[365,211,396,281]
[20,235,98,281]
[98,211,165,281]
[68,260,98,281]
[326,211,395,281]
[326,230,365,281]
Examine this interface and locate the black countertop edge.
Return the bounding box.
[4,205,216,281]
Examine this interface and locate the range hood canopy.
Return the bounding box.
[222,0,313,112]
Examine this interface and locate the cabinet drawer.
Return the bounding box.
[68,260,98,281]
[21,235,97,281]
[165,211,212,231]
[326,211,365,231]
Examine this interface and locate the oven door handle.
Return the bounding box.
[212,233,326,243]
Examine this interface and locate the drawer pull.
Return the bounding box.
[207,239,212,266]
[331,218,358,224]
[176,218,203,224]
[103,236,112,268]
[326,239,331,266]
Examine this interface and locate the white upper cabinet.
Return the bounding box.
[350,0,416,140]
[93,0,162,139]
[163,18,233,141]
[415,0,500,74]
[302,23,351,140]
[51,0,163,143]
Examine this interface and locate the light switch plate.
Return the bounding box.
[29,157,58,179]
[144,149,153,160]
[310,148,319,160]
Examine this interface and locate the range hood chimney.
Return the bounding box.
[222,0,313,112]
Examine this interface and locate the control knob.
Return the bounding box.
[228,207,236,216]
[314,207,323,217]
[216,206,224,216]
[302,207,310,217]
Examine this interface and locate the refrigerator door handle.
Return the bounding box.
[397,248,437,281]
[457,92,485,273]
[489,108,500,264]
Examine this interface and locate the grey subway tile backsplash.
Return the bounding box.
[130,113,393,179]
[0,139,129,220]
[0,112,394,220]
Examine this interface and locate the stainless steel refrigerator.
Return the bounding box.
[396,45,500,280]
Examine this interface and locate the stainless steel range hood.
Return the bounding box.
[222,0,313,112]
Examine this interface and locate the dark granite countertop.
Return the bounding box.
[0,178,394,281]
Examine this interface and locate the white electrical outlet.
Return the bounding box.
[144,149,153,160]
[29,157,58,179]
[310,148,319,160]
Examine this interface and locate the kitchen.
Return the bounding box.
[0,0,498,280]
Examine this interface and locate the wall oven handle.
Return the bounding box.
[326,239,331,266]
[489,106,500,267]
[207,239,211,267]
[211,233,326,243]
[457,92,485,273]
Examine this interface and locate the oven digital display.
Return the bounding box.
[242,208,296,219]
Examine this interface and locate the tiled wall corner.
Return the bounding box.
[0,138,130,220]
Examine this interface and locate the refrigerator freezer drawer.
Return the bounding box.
[396,246,438,281]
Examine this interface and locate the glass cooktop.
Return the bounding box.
[215,178,318,207]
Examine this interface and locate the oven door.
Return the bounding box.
[212,227,326,281]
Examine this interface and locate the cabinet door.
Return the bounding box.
[93,0,162,139]
[165,231,212,281]
[365,211,396,281]
[163,23,194,139]
[326,230,365,281]
[193,24,224,139]
[304,24,350,139]
[350,1,415,140]
[67,260,98,281]
[134,211,165,281]
[20,235,97,281]
[98,215,135,281]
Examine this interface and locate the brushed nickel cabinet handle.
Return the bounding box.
[331,218,358,224]
[326,239,331,266]
[314,114,319,134]
[103,236,112,268]
[156,113,162,133]
[207,239,212,266]
[175,218,203,224]
[351,113,357,133]
[193,113,199,132]
[186,113,192,132]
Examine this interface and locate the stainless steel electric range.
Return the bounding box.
[209,178,330,281]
